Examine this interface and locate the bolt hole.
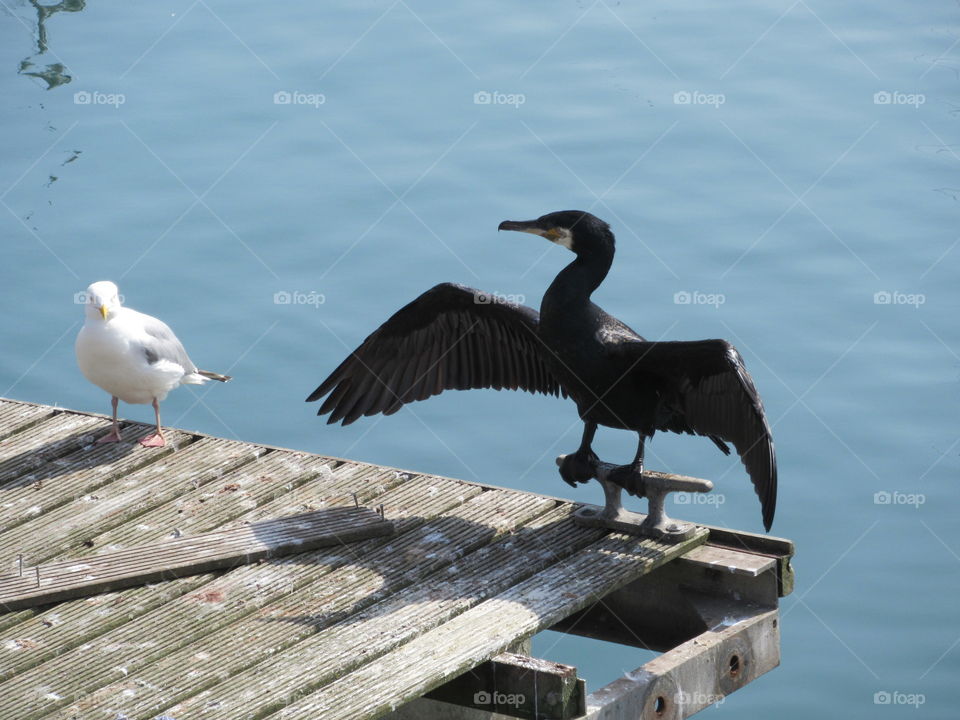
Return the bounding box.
[772,618,778,628]
[729,654,740,677]
[654,696,666,715]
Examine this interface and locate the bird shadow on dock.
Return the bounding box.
[0,421,186,490]
[249,508,578,633]
[155,509,569,719]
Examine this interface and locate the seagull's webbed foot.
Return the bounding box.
[558,447,599,488]
[96,428,123,444]
[140,398,166,447]
[139,432,166,448]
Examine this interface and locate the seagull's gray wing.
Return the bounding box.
[136,311,198,373]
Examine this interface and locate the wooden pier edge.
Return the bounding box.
[387,529,790,720]
[0,397,793,720]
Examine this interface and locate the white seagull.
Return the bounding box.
[75,280,231,447]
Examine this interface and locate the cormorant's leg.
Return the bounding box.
[580,421,597,453]
[139,398,167,448]
[606,434,646,496]
[633,434,645,475]
[557,421,600,487]
[96,397,122,444]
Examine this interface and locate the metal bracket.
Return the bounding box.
[557,455,713,543]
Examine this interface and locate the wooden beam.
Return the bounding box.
[700,527,795,597]
[582,605,779,719]
[549,542,780,652]
[425,652,586,719]
[0,507,393,611]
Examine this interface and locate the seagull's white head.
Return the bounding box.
[83,281,123,322]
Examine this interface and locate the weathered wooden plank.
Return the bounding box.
[0,574,216,679]
[10,476,485,720]
[65,451,340,554]
[0,507,393,612]
[35,485,544,720]
[0,459,408,681]
[0,438,264,564]
[702,528,795,597]
[0,401,55,441]
[158,504,602,720]
[0,424,195,534]
[265,528,709,720]
[0,414,107,486]
[207,459,409,522]
[0,446,314,638]
[681,544,776,578]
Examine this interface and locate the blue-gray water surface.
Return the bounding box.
[1,1,958,717]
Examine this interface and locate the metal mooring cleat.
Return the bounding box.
[557,455,714,543]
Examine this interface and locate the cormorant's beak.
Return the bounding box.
[99,304,109,320]
[498,220,544,236]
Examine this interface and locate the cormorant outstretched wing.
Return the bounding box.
[307,283,565,425]
[618,339,777,530]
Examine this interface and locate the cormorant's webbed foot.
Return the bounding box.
[605,463,646,497]
[558,448,599,487]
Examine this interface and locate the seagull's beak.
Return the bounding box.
[498,219,545,237]
[99,304,109,320]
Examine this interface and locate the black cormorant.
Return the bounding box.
[307,211,777,530]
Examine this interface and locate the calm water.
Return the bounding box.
[2,1,958,717]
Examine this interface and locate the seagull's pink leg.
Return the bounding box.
[139,398,166,448]
[96,396,123,444]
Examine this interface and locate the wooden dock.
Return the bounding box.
[0,398,793,720]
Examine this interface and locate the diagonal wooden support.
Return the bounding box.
[582,605,779,719]
[0,506,393,612]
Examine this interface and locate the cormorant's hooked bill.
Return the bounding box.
[498,219,541,233]
[498,210,613,252]
[308,210,778,531]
